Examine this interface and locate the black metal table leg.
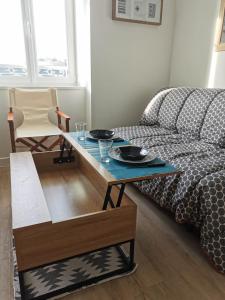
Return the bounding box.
[103,183,126,210]
[59,138,66,159]
[54,138,74,164]
[102,185,113,210]
[115,239,135,271]
[18,271,26,300]
[129,239,135,268]
[67,145,73,159]
[116,183,126,207]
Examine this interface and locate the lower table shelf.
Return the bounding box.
[16,241,135,300]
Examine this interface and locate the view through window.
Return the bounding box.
[0,0,75,84]
[0,0,27,77]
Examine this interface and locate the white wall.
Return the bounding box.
[90,0,176,129]
[170,0,220,87]
[75,0,92,129]
[209,7,225,90]
[0,88,86,157]
[211,52,225,87]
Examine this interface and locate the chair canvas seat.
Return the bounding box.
[16,122,61,139]
[8,88,70,153]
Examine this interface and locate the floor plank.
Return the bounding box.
[1,167,225,300]
[0,167,13,300]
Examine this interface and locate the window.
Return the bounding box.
[0,0,76,86]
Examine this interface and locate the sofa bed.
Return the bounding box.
[114,87,225,273]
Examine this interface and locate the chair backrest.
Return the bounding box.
[9,88,58,125]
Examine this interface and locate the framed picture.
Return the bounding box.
[112,0,163,26]
[216,0,225,51]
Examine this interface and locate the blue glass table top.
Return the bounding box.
[68,132,179,182]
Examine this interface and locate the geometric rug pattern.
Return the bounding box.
[14,246,133,300]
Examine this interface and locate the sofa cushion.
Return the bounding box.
[139,88,173,125]
[176,89,221,136]
[200,91,225,146]
[158,87,194,130]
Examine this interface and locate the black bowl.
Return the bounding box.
[119,146,148,161]
[89,129,115,139]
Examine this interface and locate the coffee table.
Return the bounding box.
[11,132,179,299]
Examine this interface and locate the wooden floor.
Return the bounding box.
[1,166,225,300]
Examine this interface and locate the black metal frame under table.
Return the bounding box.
[18,239,135,300]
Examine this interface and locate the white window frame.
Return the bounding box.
[0,0,77,87]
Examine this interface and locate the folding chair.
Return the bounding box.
[8,88,70,153]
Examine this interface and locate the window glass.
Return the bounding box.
[0,0,27,77]
[32,0,69,78]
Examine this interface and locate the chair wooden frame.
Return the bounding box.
[8,106,70,153]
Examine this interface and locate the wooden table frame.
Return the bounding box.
[11,148,137,299]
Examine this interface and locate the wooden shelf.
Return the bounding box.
[39,168,108,222]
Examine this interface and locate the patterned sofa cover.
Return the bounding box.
[114,87,225,274]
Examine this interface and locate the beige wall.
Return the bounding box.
[90,0,176,129]
[0,88,86,157]
[170,0,220,87]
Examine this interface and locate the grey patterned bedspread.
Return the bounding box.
[114,87,225,273]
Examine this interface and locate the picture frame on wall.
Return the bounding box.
[216,0,225,51]
[112,0,163,26]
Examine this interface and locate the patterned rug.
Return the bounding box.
[14,246,136,300]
